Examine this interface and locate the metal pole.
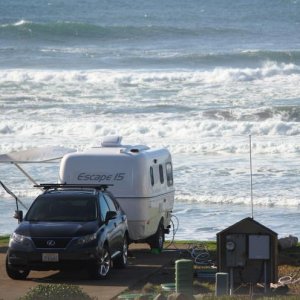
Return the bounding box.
[12,162,43,190]
[0,180,28,210]
[249,135,254,219]
[264,260,268,293]
[230,268,234,295]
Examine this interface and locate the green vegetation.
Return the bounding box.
[0,235,9,246]
[196,297,300,300]
[1,237,215,248]
[165,240,217,252]
[19,284,95,300]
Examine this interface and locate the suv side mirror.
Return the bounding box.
[13,210,23,223]
[105,211,117,223]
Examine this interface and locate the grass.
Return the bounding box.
[0,235,9,246]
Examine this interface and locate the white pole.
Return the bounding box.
[249,135,254,219]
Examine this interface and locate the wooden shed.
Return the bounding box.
[217,217,278,288]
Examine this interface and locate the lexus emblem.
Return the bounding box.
[46,240,56,247]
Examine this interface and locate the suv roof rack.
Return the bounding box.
[34,183,113,191]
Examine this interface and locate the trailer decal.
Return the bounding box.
[77,172,126,182]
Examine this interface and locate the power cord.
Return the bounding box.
[164,214,179,249]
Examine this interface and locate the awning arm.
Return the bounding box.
[12,162,43,191]
[0,180,28,210]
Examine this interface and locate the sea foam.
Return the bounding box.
[1,61,299,84]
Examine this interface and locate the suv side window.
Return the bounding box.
[103,194,117,212]
[99,194,110,222]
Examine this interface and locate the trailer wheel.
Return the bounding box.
[149,222,164,251]
[6,256,30,280]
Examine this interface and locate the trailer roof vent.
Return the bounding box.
[101,136,123,147]
[120,145,150,154]
[130,145,150,152]
[130,148,140,153]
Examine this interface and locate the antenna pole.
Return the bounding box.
[249,135,254,219]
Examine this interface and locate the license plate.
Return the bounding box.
[42,253,59,262]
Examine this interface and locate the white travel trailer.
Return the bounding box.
[59,136,175,249]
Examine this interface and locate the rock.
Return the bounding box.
[278,235,298,250]
[271,284,289,295]
[153,293,167,300]
[167,293,194,300]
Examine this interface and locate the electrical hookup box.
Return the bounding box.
[217,217,278,287]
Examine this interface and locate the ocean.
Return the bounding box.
[1,0,300,241]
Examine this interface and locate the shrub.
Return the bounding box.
[19,283,94,300]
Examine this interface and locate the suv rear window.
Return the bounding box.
[26,194,97,222]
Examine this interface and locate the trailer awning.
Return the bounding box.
[0,146,76,187]
[0,146,76,163]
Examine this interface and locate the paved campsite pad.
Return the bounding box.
[0,244,180,300]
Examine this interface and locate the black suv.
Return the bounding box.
[6,184,129,280]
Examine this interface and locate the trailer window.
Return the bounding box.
[150,167,154,186]
[159,164,164,184]
[166,162,173,186]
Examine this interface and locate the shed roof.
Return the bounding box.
[216,217,277,236]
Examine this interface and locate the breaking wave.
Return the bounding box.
[0,61,300,84]
[203,106,300,122]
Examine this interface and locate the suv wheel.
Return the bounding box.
[90,245,111,279]
[6,256,30,280]
[149,222,164,251]
[114,235,128,268]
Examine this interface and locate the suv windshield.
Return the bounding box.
[26,193,97,222]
